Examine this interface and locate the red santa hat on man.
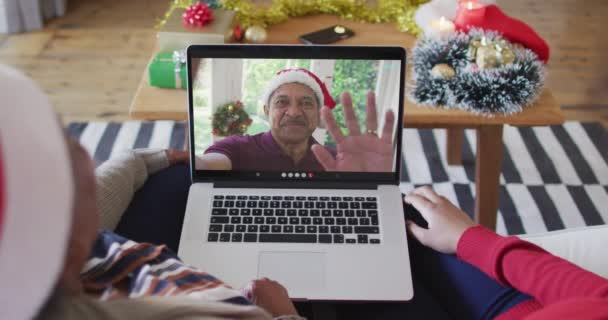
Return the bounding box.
[0,64,74,319]
[261,68,337,109]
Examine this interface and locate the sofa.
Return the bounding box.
[519,224,608,278]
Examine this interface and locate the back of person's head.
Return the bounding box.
[0,64,74,319]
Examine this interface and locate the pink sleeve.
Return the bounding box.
[456,226,608,306]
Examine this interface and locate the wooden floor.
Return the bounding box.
[0,0,606,126]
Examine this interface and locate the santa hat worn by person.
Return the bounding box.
[0,64,74,319]
[261,68,337,109]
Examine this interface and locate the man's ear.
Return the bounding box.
[264,104,269,118]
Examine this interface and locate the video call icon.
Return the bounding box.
[281,172,314,179]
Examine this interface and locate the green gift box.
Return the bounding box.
[148,51,187,89]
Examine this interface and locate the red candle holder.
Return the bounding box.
[454,0,488,31]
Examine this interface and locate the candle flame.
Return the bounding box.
[430,16,454,35]
[467,2,474,10]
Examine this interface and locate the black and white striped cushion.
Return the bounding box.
[67,121,608,236]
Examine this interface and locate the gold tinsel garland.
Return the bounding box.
[157,0,428,36]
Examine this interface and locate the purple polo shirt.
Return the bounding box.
[204,131,334,171]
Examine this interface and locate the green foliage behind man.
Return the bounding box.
[326,60,378,146]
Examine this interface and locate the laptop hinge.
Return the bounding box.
[213,180,379,190]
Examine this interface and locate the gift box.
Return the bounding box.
[157,8,236,52]
[148,51,187,89]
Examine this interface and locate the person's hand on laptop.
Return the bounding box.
[165,149,189,165]
[243,278,300,317]
[404,186,476,254]
[312,91,395,172]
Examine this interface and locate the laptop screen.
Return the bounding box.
[187,45,405,184]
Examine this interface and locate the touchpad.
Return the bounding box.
[258,252,326,295]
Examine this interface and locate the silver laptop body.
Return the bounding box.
[178,45,413,301]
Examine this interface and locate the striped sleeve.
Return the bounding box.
[82,231,252,305]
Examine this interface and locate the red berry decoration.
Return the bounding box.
[182,2,214,28]
[232,25,244,42]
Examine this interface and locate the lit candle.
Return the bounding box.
[428,16,455,39]
[463,1,484,10]
[454,0,487,31]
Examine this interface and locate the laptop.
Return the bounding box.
[178,44,413,301]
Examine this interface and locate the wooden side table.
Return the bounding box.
[129,15,564,230]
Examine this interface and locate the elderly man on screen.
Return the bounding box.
[196,68,396,172]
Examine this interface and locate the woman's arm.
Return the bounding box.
[457,226,608,305]
[405,186,608,306]
[95,149,187,230]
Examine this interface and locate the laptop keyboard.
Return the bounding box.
[207,195,381,244]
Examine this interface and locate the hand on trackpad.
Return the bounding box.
[258,252,326,297]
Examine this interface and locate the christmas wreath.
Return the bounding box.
[211,101,253,136]
[409,29,545,115]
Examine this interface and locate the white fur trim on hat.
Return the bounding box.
[0,64,74,320]
[261,70,324,107]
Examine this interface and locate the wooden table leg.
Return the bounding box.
[447,128,464,165]
[474,125,504,230]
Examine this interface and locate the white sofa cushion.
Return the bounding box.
[518,225,608,278]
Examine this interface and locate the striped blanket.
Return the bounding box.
[67,121,608,236]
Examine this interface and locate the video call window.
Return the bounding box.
[191,58,401,173]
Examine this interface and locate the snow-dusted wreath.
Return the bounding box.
[408,29,545,115]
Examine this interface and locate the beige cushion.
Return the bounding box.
[518,225,608,278]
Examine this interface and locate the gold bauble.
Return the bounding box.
[468,36,516,70]
[476,46,500,70]
[244,26,268,43]
[430,64,456,80]
[228,105,234,112]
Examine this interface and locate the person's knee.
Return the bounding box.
[147,163,191,190]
